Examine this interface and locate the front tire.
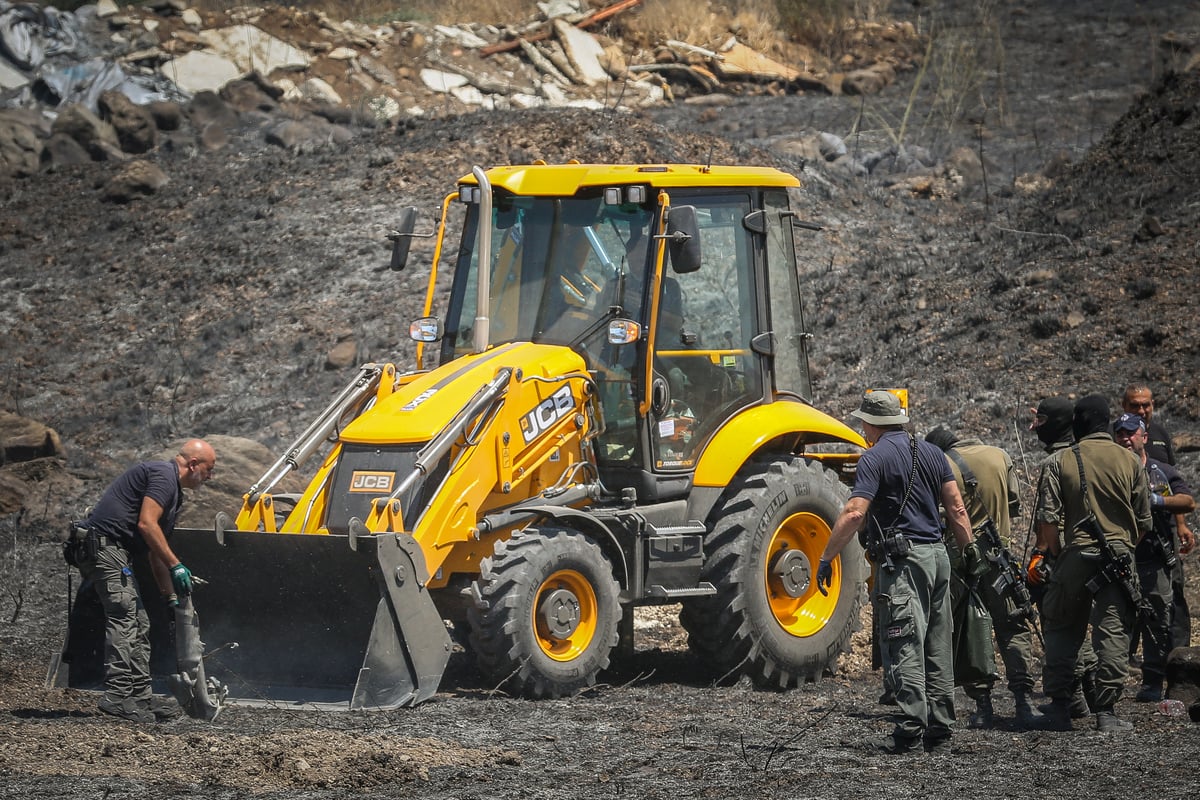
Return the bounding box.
[467,527,621,699]
[680,456,866,688]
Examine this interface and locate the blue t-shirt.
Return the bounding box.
[851,429,953,543]
[87,460,182,555]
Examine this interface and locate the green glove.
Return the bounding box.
[962,541,989,578]
[170,562,193,595]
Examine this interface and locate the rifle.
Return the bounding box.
[975,518,1043,645]
[944,448,1043,645]
[1070,446,1165,649]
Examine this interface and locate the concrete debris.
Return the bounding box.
[0,0,926,180]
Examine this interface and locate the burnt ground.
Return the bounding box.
[3,0,1200,797]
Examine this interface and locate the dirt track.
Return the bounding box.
[3,1,1200,797]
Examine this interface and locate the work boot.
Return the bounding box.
[143,696,183,721]
[1041,681,1090,719]
[878,688,898,706]
[1135,683,1163,703]
[1013,691,1045,729]
[1038,698,1074,732]
[967,693,995,729]
[1095,709,1134,733]
[924,736,952,755]
[1081,670,1100,714]
[861,733,921,755]
[98,695,155,724]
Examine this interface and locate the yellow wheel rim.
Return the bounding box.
[764,511,839,637]
[534,568,599,661]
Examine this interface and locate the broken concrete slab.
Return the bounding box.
[197,25,310,75]
[420,68,470,93]
[552,18,608,86]
[160,49,242,94]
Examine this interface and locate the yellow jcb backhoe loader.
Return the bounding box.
[59,163,869,710]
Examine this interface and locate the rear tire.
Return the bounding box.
[680,456,866,687]
[467,527,621,699]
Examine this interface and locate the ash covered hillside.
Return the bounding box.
[809,68,1200,447]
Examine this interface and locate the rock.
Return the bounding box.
[325,339,358,370]
[817,132,847,161]
[552,18,609,86]
[50,105,121,161]
[146,100,184,131]
[188,91,239,132]
[99,90,158,154]
[0,116,42,177]
[161,49,242,95]
[40,132,91,170]
[1167,646,1200,708]
[197,25,311,75]
[220,78,279,113]
[264,118,338,152]
[296,77,342,106]
[102,159,169,203]
[842,64,895,95]
[0,412,66,463]
[0,469,26,514]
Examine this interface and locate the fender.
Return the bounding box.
[693,400,866,488]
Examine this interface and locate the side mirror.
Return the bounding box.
[666,205,701,274]
[409,316,443,343]
[388,207,419,271]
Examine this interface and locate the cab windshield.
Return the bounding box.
[444,194,654,355]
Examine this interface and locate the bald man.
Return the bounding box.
[74,439,216,722]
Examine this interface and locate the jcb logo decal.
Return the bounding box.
[520,385,574,444]
[349,471,395,493]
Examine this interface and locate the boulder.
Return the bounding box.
[187,91,239,132]
[40,132,91,170]
[99,90,158,154]
[50,104,121,160]
[0,411,66,463]
[1166,646,1200,708]
[101,159,169,203]
[0,115,42,176]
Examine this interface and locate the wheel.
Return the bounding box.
[680,456,867,688]
[467,527,621,699]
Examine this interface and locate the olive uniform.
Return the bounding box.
[939,436,1042,726]
[1037,431,1152,726]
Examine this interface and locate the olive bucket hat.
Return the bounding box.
[851,390,909,426]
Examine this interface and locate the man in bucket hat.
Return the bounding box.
[817,390,976,754]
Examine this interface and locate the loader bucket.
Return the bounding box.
[165,525,452,710]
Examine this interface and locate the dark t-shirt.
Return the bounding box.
[87,460,182,555]
[1136,457,1192,561]
[1145,419,1175,465]
[851,429,953,543]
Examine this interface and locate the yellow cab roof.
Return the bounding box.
[458,163,801,195]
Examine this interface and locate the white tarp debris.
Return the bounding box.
[0,1,79,71]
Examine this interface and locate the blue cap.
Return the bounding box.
[1113,412,1146,433]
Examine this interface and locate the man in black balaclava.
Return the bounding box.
[1034,393,1152,733]
[1027,395,1097,721]
[1031,396,1075,453]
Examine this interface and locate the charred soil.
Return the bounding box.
[3,1,1200,797]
